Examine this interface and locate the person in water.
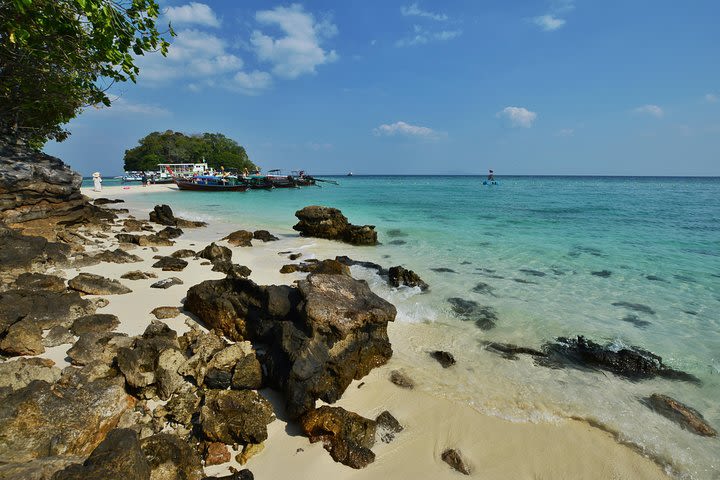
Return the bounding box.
[488,170,495,181]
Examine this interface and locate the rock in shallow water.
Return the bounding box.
[538,336,699,383]
[388,265,428,291]
[643,394,717,437]
[430,350,456,368]
[293,206,378,245]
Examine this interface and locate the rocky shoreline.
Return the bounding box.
[0,171,712,479]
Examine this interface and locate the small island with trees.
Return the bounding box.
[124,130,257,173]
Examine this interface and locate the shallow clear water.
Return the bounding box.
[94,176,720,478]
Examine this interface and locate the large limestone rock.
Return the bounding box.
[0,139,116,241]
[0,377,135,464]
[293,206,377,245]
[68,273,132,295]
[51,429,151,480]
[0,226,70,284]
[300,406,377,469]
[140,433,204,480]
[11,272,66,292]
[200,390,274,445]
[0,357,61,391]
[185,272,396,419]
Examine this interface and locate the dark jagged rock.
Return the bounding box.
[441,449,470,475]
[0,378,134,464]
[151,306,181,319]
[642,394,717,437]
[43,325,76,348]
[171,249,196,258]
[151,278,184,289]
[0,226,70,284]
[51,429,150,480]
[66,332,133,366]
[122,271,158,280]
[0,320,44,355]
[70,314,120,335]
[152,256,188,272]
[69,273,132,295]
[115,233,175,247]
[430,350,456,368]
[116,322,183,400]
[447,298,498,330]
[93,198,125,205]
[288,253,302,260]
[197,242,232,269]
[200,390,274,444]
[156,226,183,240]
[140,433,204,480]
[280,264,299,274]
[223,230,254,247]
[612,301,656,315]
[253,230,278,242]
[282,258,349,276]
[591,270,612,278]
[334,255,386,275]
[538,336,700,383]
[389,370,415,389]
[0,357,61,391]
[0,288,96,337]
[91,248,143,264]
[12,272,66,292]
[376,411,403,444]
[483,341,546,360]
[185,272,396,419]
[301,406,376,469]
[388,266,428,291]
[293,206,378,246]
[150,204,206,228]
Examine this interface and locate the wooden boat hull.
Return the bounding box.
[175,180,248,191]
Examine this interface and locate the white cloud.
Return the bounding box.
[401,3,448,21]
[138,29,243,82]
[532,1,574,31]
[633,104,664,118]
[555,128,574,137]
[90,98,171,116]
[373,121,443,139]
[705,93,718,103]
[396,25,462,47]
[165,2,220,28]
[497,107,537,128]
[532,14,565,31]
[232,70,273,95]
[250,4,338,79]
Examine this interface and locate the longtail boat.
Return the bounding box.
[174,175,248,191]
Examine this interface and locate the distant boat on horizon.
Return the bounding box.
[347,171,353,176]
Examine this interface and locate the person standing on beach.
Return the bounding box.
[141,171,148,187]
[92,172,102,192]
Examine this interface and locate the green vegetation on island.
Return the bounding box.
[123,130,257,173]
[1,0,171,147]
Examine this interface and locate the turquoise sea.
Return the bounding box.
[89,176,720,478]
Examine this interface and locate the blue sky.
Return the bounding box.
[46,0,720,176]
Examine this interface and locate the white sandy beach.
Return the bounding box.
[51,184,671,480]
